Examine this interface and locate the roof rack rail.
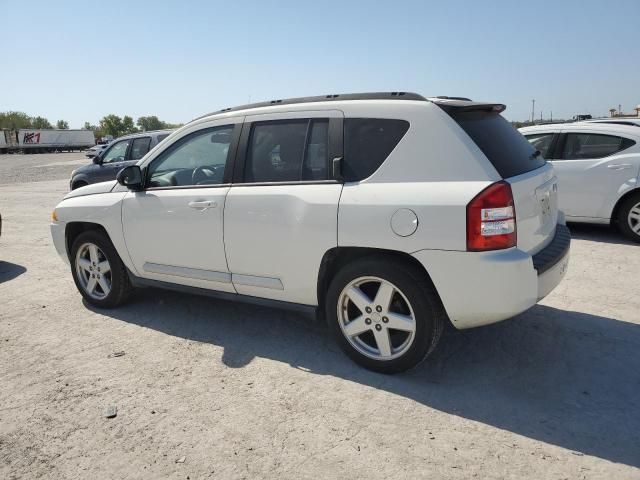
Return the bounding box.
[192,92,428,121]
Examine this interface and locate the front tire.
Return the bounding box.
[70,230,132,308]
[617,192,640,243]
[326,257,446,374]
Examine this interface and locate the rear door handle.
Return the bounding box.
[188,200,216,209]
[607,164,632,170]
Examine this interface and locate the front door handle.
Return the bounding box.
[607,164,632,170]
[188,200,216,209]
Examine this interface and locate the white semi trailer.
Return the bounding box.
[0,129,95,154]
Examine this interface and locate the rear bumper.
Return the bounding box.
[412,223,570,329]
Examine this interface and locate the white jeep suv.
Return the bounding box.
[51,92,570,373]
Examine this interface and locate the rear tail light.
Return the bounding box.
[467,181,516,251]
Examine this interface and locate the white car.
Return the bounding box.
[51,92,570,373]
[520,123,640,242]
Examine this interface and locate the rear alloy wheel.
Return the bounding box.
[617,193,640,243]
[326,258,445,373]
[338,276,416,361]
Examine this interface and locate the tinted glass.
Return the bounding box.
[157,133,170,142]
[246,121,308,182]
[451,111,545,178]
[525,133,554,158]
[302,120,328,180]
[561,133,635,160]
[343,118,409,181]
[129,137,151,160]
[148,125,234,187]
[102,140,130,163]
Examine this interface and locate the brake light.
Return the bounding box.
[467,181,516,251]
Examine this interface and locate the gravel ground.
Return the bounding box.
[0,154,639,479]
[0,152,88,185]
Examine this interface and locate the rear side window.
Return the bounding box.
[245,119,328,183]
[451,111,545,178]
[130,137,151,160]
[343,118,409,181]
[524,133,554,158]
[560,133,635,160]
[157,133,170,142]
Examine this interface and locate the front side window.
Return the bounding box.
[129,137,151,160]
[245,119,328,182]
[525,133,554,158]
[102,140,130,163]
[343,118,409,182]
[561,133,635,160]
[147,125,234,187]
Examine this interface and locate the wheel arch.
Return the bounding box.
[65,222,111,261]
[610,187,640,226]
[317,246,445,312]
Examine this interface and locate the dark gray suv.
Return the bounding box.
[70,130,173,190]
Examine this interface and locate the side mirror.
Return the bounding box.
[116,165,143,190]
[92,154,102,164]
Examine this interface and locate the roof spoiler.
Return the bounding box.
[431,99,507,114]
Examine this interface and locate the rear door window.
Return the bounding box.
[129,137,151,160]
[560,133,635,160]
[343,118,409,181]
[450,111,545,178]
[245,119,329,182]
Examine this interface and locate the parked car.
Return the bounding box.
[70,130,173,189]
[51,92,570,373]
[520,123,640,242]
[84,144,109,158]
[581,118,640,128]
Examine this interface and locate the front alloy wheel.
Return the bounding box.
[75,242,112,300]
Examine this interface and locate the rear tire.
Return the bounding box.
[325,257,446,374]
[70,230,132,308]
[617,192,640,243]
[72,180,88,190]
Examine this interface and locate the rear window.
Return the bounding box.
[451,111,546,178]
[344,118,409,181]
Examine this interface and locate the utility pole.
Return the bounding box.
[550,111,553,122]
[540,111,543,122]
[531,99,535,123]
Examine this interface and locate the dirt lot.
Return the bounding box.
[1,153,639,479]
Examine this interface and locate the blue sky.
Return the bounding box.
[2,0,639,127]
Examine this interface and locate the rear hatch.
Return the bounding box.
[440,102,558,254]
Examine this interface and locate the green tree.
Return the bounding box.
[99,114,124,137]
[32,116,53,129]
[136,115,164,131]
[122,115,138,135]
[56,120,69,129]
[0,111,32,129]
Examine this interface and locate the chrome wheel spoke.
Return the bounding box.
[373,327,392,357]
[88,244,99,264]
[374,282,395,311]
[385,312,415,333]
[343,315,370,337]
[78,258,92,272]
[346,286,372,313]
[97,261,111,275]
[97,276,111,295]
[86,276,97,294]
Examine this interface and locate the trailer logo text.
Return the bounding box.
[23,132,41,144]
